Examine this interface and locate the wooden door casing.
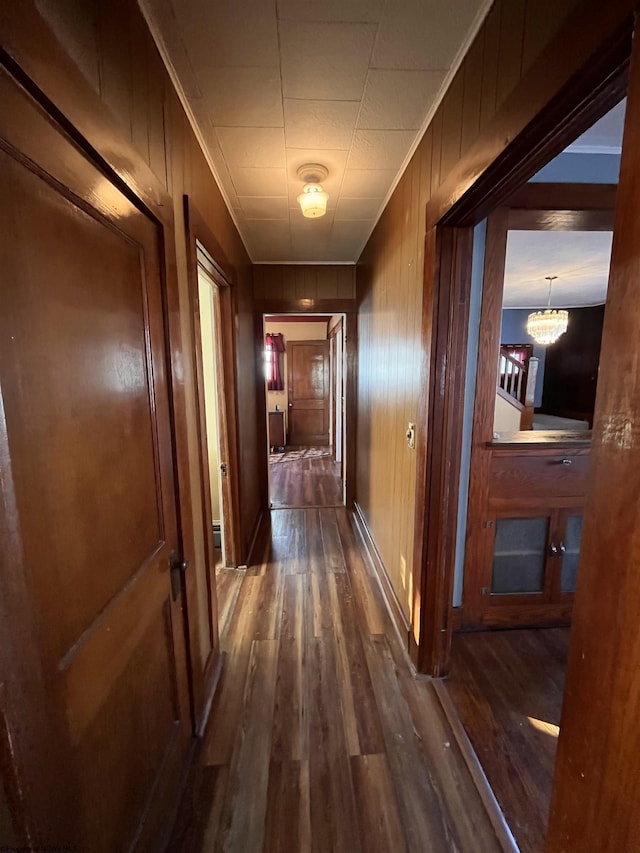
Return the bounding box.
[0,62,191,850]
[287,340,330,446]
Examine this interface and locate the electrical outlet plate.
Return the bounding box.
[406,422,416,449]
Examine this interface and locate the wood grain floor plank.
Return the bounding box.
[319,509,347,572]
[446,629,569,853]
[330,572,385,756]
[350,754,407,853]
[203,576,266,765]
[215,639,278,853]
[362,634,458,853]
[263,760,311,853]
[309,636,361,853]
[269,454,343,509]
[271,575,309,762]
[170,506,507,852]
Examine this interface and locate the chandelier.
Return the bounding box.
[296,164,329,218]
[526,275,568,345]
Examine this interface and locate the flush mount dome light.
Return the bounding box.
[297,164,329,218]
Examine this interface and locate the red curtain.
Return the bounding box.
[265,333,285,391]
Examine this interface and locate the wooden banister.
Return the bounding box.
[497,349,539,430]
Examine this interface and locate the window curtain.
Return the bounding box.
[265,333,285,391]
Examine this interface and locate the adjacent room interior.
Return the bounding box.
[442,97,624,853]
[264,313,346,509]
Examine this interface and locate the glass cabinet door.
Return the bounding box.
[491,516,550,595]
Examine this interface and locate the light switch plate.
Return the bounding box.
[406,422,416,449]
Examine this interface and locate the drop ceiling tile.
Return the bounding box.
[348,130,417,171]
[289,208,335,231]
[239,197,290,219]
[279,21,376,100]
[335,197,382,220]
[200,68,283,127]
[339,169,396,197]
[230,166,288,197]
[216,127,286,168]
[358,69,445,130]
[276,0,385,23]
[284,99,359,150]
[172,0,280,68]
[371,0,481,70]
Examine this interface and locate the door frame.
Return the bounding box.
[258,303,357,508]
[183,197,242,726]
[413,4,633,675]
[328,317,345,477]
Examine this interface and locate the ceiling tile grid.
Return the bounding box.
[147,0,493,262]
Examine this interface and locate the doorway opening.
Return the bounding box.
[263,313,347,509]
[436,94,626,853]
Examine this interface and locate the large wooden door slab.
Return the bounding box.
[287,340,330,446]
[0,63,191,849]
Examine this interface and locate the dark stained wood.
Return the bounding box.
[414,226,474,675]
[445,629,570,853]
[269,452,343,509]
[495,0,526,110]
[488,448,590,503]
[428,0,632,228]
[506,181,617,214]
[287,341,330,447]
[541,305,605,425]
[547,15,640,849]
[490,430,592,446]
[168,507,506,852]
[459,209,509,631]
[0,60,191,849]
[253,265,355,302]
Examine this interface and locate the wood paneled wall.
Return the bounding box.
[356,0,585,633]
[0,0,263,676]
[254,264,355,302]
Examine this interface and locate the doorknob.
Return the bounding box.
[288,402,293,407]
[220,462,228,476]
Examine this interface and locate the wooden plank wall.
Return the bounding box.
[1,0,264,675]
[356,0,582,626]
[254,265,356,302]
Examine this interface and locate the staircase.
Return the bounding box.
[495,347,539,431]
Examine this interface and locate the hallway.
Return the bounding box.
[169,508,505,852]
[269,451,343,508]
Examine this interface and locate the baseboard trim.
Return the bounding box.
[352,501,413,659]
[432,680,520,853]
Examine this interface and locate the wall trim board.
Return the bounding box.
[432,681,520,853]
[352,502,416,665]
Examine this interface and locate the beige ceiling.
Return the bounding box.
[141,0,491,263]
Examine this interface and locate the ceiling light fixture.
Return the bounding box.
[297,164,329,218]
[526,275,568,345]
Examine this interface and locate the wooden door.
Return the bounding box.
[0,63,191,849]
[287,340,330,446]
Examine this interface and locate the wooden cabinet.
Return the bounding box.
[268,409,285,451]
[462,435,589,629]
[483,506,583,627]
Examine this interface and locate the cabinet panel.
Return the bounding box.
[560,513,583,594]
[491,516,549,594]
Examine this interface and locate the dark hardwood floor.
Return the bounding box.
[444,628,571,853]
[168,508,507,852]
[269,449,343,508]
